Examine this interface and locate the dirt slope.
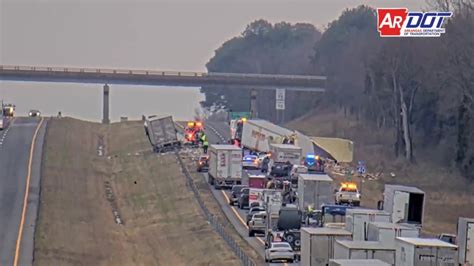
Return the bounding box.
[34,118,238,266]
[287,109,474,235]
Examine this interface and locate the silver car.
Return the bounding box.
[265,242,295,263]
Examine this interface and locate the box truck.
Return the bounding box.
[367,222,419,246]
[383,185,425,226]
[144,115,180,152]
[457,217,474,265]
[207,145,242,189]
[301,227,352,266]
[248,174,267,188]
[345,209,391,241]
[270,144,302,165]
[298,174,334,211]
[333,240,396,265]
[395,237,458,266]
[329,259,390,266]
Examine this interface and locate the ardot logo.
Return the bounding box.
[377,8,452,37]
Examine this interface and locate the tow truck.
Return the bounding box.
[335,182,361,206]
[184,121,203,146]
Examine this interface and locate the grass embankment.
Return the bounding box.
[35,118,238,265]
[287,109,474,234]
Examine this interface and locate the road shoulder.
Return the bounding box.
[19,118,48,265]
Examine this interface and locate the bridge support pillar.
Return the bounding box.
[250,89,258,118]
[102,84,110,124]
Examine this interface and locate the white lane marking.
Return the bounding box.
[207,124,226,143]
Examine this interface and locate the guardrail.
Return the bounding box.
[0,65,206,77]
[174,151,255,266]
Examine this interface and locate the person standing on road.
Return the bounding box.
[261,156,270,174]
[200,133,207,144]
[203,140,209,154]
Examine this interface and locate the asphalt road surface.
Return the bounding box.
[0,117,47,266]
[204,119,299,266]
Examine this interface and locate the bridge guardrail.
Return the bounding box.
[0,65,326,81]
[0,65,207,77]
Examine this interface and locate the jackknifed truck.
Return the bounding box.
[240,119,315,156]
[207,145,242,189]
[144,115,180,152]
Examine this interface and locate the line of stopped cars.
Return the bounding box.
[145,115,472,265]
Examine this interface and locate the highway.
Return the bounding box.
[203,120,299,265]
[0,117,47,266]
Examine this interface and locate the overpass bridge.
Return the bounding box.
[0,65,327,123]
[0,65,326,91]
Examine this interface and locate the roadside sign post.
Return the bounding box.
[275,89,286,124]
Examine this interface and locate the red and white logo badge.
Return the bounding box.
[377,8,452,37]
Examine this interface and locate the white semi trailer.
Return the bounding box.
[383,185,425,227]
[395,237,458,266]
[208,145,242,189]
[457,217,474,265]
[144,115,180,152]
[240,119,315,157]
[241,119,293,152]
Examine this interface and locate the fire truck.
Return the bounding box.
[185,121,204,145]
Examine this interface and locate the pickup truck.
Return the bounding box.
[248,212,266,237]
[335,182,361,206]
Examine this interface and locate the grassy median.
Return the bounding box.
[34,118,239,266]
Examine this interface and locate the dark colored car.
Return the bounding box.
[238,188,250,209]
[229,185,246,205]
[246,206,266,225]
[270,163,291,177]
[196,155,209,172]
[28,110,41,117]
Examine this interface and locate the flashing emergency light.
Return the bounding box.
[241,117,247,122]
[196,122,203,127]
[341,182,358,190]
[187,122,195,127]
[305,154,315,166]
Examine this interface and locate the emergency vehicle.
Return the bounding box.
[230,117,246,147]
[2,103,15,117]
[335,182,361,206]
[184,121,203,145]
[304,154,325,173]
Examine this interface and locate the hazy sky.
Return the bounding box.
[0,0,426,121]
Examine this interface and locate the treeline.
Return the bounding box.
[201,1,474,179]
[202,20,321,122]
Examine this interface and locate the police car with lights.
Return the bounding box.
[304,154,325,173]
[242,154,259,169]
